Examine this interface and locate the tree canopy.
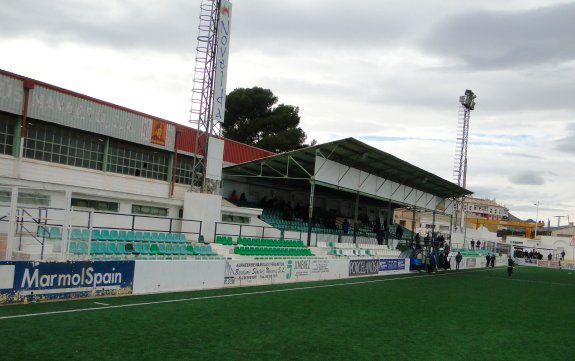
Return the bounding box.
[222,87,314,153]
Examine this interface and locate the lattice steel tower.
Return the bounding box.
[453,89,476,229]
[189,0,230,193]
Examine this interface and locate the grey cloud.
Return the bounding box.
[556,123,575,154]
[0,0,196,50]
[509,172,545,185]
[502,152,543,159]
[420,3,575,70]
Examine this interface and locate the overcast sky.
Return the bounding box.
[1,0,574,225]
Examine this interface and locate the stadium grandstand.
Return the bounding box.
[0,68,479,304]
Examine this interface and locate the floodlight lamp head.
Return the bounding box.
[461,89,477,110]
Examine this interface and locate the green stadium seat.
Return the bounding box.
[90,242,105,255]
[105,242,116,255]
[109,230,119,241]
[149,244,160,254]
[134,231,144,242]
[91,229,102,241]
[143,232,152,243]
[49,226,62,239]
[77,242,89,254]
[69,241,78,254]
[133,243,143,254]
[100,229,111,241]
[126,231,136,242]
[69,228,83,240]
[179,234,187,243]
[186,245,197,255]
[157,233,167,242]
[118,230,128,241]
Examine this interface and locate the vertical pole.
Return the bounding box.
[306,179,315,247]
[13,117,21,158]
[432,210,436,240]
[353,192,360,245]
[411,207,416,246]
[449,214,453,249]
[62,190,72,259]
[534,201,539,237]
[386,200,392,246]
[102,138,110,172]
[6,187,19,260]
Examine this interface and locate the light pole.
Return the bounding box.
[534,202,540,237]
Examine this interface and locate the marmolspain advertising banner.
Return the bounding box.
[0,260,135,304]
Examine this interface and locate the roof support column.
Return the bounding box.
[411,207,416,247]
[386,200,392,246]
[432,211,436,240]
[448,214,454,249]
[306,178,316,247]
[353,192,360,245]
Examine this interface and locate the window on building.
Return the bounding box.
[174,154,200,186]
[0,112,16,156]
[108,140,169,181]
[24,119,104,170]
[0,191,50,206]
[222,213,250,224]
[71,198,119,212]
[132,204,168,217]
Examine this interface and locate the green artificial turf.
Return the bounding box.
[1,267,574,361]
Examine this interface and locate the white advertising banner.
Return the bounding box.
[212,0,232,124]
[223,259,349,287]
[133,260,225,294]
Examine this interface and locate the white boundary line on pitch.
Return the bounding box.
[0,268,491,320]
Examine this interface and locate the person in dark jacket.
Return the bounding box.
[455,252,463,271]
[486,253,491,268]
[507,256,515,277]
[490,254,495,268]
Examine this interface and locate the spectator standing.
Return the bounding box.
[342,219,350,234]
[547,253,552,261]
[239,192,247,204]
[229,190,238,204]
[455,252,463,271]
[490,254,495,268]
[486,253,491,268]
[476,240,481,249]
[507,256,515,277]
[561,250,566,260]
[470,240,475,250]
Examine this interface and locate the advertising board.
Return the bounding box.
[0,260,134,304]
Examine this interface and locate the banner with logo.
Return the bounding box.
[349,259,380,276]
[223,259,348,287]
[379,258,408,273]
[0,260,135,304]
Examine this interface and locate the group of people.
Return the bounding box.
[485,253,496,267]
[513,248,565,261]
[228,190,247,205]
[469,239,482,250]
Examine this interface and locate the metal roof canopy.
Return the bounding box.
[223,137,472,201]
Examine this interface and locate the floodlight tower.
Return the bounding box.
[452,89,477,232]
[189,0,232,193]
